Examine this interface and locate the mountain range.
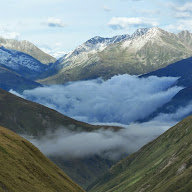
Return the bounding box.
[141,57,192,121]
[0,46,48,80]
[2,27,192,191]
[39,28,192,84]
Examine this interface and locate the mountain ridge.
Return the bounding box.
[39,27,192,84]
[0,36,56,64]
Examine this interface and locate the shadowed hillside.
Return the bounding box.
[0,126,84,192]
[0,88,120,189]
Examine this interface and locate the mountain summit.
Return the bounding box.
[39,27,192,84]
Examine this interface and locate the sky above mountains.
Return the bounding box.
[0,0,191,53]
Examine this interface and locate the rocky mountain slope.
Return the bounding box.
[0,88,120,189]
[0,36,56,64]
[88,115,192,192]
[0,46,49,80]
[0,126,84,192]
[39,27,192,84]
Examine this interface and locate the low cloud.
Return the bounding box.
[47,17,66,28]
[13,75,183,124]
[108,17,159,30]
[13,74,192,160]
[165,19,192,32]
[25,121,170,160]
[25,101,192,160]
[171,2,192,19]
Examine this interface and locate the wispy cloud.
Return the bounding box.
[108,17,159,30]
[0,31,21,40]
[171,2,192,18]
[104,6,111,12]
[25,100,192,160]
[10,75,183,124]
[47,17,66,28]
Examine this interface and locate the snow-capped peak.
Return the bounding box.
[131,28,149,39]
[65,33,131,59]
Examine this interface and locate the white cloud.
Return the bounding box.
[40,47,66,58]
[172,2,192,12]
[108,17,159,30]
[165,19,192,32]
[0,31,21,40]
[171,2,192,18]
[25,100,192,160]
[10,75,183,124]
[104,6,112,12]
[47,17,66,28]
[24,120,172,160]
[11,74,192,161]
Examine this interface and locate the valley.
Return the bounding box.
[1,24,192,192]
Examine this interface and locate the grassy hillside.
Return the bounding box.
[88,115,192,192]
[0,88,120,189]
[0,89,119,136]
[0,126,84,192]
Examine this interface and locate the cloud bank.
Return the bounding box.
[13,74,192,160]
[25,101,192,160]
[108,17,159,30]
[47,17,66,28]
[13,75,183,124]
[25,121,170,160]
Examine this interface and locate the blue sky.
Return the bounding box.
[0,0,191,55]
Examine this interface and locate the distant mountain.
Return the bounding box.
[0,66,41,92]
[0,126,85,192]
[0,46,48,80]
[0,36,56,64]
[88,115,192,192]
[39,27,192,84]
[0,89,120,188]
[141,57,192,120]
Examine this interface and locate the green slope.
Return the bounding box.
[88,115,192,192]
[0,126,84,192]
[0,88,120,189]
[0,89,119,136]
